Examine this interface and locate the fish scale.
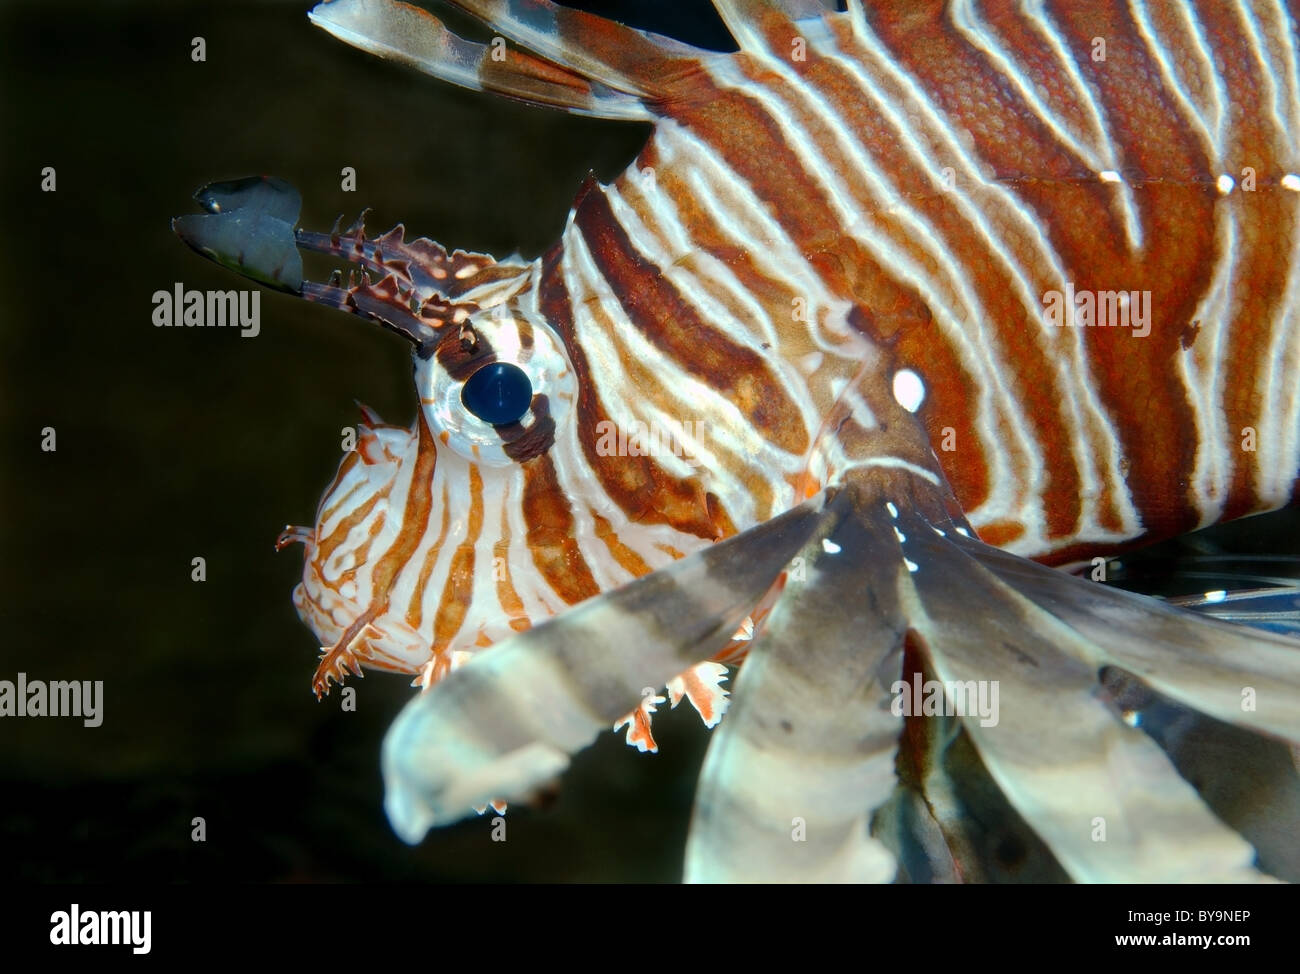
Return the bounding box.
[173,0,1300,882]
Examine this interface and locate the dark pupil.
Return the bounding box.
[461,362,533,426]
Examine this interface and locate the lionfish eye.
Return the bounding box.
[415,310,574,467]
[461,362,533,426]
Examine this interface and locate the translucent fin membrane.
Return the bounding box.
[381,494,829,841]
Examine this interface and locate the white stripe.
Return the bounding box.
[1235,0,1289,151]
[708,55,1044,536]
[1133,0,1222,165]
[958,0,1145,250]
[826,12,1144,546]
[1258,192,1300,504]
[1178,209,1236,528]
[563,216,776,527]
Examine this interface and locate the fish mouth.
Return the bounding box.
[288,523,535,700]
[279,434,533,699]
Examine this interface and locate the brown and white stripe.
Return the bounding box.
[230,0,1300,881]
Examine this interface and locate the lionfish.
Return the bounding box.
[174,0,1300,882]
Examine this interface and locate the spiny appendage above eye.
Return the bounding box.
[173,175,533,353]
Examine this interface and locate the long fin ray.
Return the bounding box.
[684,488,906,882]
[1170,586,1300,638]
[950,534,1300,745]
[309,0,657,120]
[897,515,1276,882]
[381,493,831,842]
[443,0,718,92]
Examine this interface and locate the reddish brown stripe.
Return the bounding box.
[516,314,534,351]
[530,0,698,81]
[406,480,451,631]
[782,22,1082,534]
[1178,0,1295,521]
[318,450,364,524]
[627,140,820,520]
[666,68,850,256]
[494,500,530,633]
[315,490,384,566]
[432,463,484,651]
[574,178,809,455]
[336,516,387,592]
[590,509,653,578]
[977,520,1027,548]
[366,410,439,599]
[1047,0,1215,534]
[434,325,495,383]
[863,0,1214,536]
[500,394,556,463]
[522,453,601,605]
[538,242,725,540]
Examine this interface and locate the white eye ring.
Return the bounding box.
[416,311,576,467]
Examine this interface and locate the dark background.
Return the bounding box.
[2,0,1297,884]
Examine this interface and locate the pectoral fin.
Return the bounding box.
[895,514,1296,882]
[684,490,906,882]
[381,492,831,843]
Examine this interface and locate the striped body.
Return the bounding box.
[296,0,1300,705]
[177,0,1300,881]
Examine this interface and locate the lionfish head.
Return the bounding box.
[291,232,694,697]
[294,261,575,696]
[173,172,729,704]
